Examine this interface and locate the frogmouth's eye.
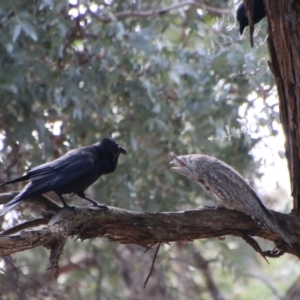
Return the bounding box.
[179,160,185,166]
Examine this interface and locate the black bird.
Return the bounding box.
[236,0,266,35]
[0,138,127,217]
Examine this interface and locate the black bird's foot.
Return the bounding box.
[77,192,111,213]
[90,201,111,213]
[56,193,76,210]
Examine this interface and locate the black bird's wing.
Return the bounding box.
[27,153,95,191]
[28,149,100,193]
[0,152,97,217]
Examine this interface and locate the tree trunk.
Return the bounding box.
[266,0,300,213]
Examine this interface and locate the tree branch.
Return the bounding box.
[1,218,49,236]
[0,205,299,274]
[88,2,232,24]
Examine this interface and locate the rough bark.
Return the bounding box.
[0,192,299,274]
[265,0,300,213]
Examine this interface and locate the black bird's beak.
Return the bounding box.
[118,146,128,155]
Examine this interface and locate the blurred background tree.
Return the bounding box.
[0,0,296,299]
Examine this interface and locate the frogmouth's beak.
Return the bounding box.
[118,146,128,155]
[169,152,182,172]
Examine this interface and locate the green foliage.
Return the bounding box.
[0,0,292,299]
[0,0,262,210]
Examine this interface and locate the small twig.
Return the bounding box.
[144,242,161,288]
[144,242,156,253]
[0,218,49,236]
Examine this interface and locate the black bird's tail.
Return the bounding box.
[0,196,23,217]
[0,182,31,217]
[0,175,30,187]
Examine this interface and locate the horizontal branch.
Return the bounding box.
[0,205,299,259]
[89,2,232,24]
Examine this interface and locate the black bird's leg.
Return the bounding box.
[77,192,108,211]
[55,192,70,207]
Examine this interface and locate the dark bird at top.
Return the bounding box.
[0,138,127,217]
[236,0,266,35]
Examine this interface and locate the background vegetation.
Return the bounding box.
[0,0,296,299]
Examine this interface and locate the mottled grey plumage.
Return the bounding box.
[169,153,291,245]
